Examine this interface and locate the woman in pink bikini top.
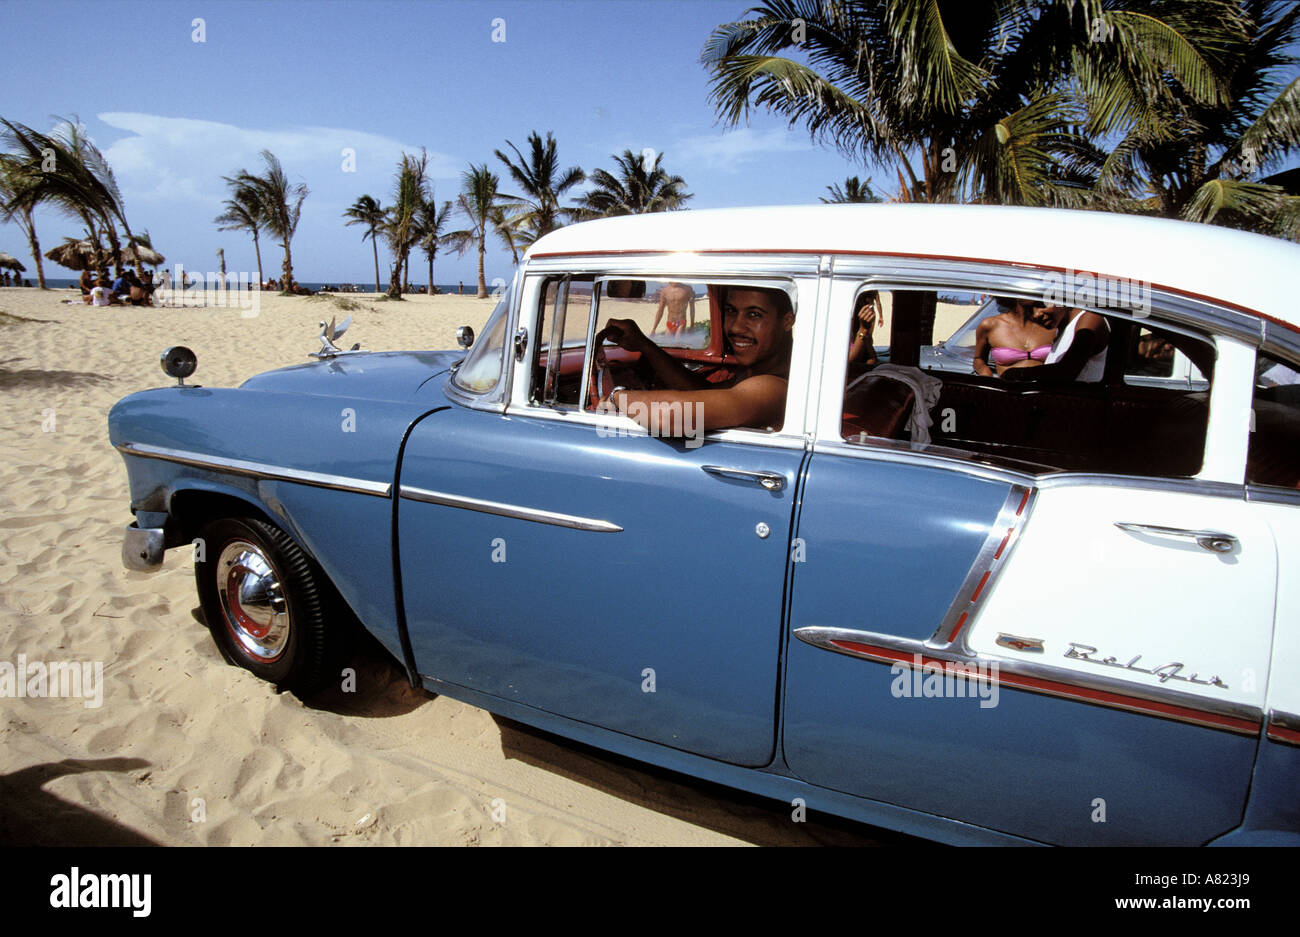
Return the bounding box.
[973,297,1059,377]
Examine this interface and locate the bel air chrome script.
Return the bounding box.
[1065,642,1228,690]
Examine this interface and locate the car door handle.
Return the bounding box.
[1114,522,1238,553]
[702,465,786,491]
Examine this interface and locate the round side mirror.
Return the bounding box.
[456,326,475,349]
[161,346,197,383]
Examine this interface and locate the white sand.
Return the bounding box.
[0,286,892,846]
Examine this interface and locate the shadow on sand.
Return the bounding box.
[493,718,920,846]
[0,758,158,846]
[0,366,112,390]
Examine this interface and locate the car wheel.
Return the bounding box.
[195,516,336,693]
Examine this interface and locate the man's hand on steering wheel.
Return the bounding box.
[594,318,650,368]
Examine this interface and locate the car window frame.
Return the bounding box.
[810,258,1257,492]
[506,256,820,447]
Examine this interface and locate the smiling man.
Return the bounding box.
[595,284,796,434]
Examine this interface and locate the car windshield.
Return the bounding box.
[944,298,999,348]
[452,284,511,394]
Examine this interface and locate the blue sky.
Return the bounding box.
[2,0,870,284]
[3,0,1297,286]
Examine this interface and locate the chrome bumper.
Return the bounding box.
[122,523,166,572]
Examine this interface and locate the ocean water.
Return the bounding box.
[33,277,479,295]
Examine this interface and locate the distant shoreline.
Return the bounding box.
[30,278,484,295]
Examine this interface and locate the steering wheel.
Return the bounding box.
[587,361,615,411]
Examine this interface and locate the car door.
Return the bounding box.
[396,268,816,767]
[782,272,1268,845]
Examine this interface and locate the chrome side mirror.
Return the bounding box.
[456,325,475,349]
[514,327,528,362]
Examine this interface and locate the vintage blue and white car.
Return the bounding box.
[109,204,1300,846]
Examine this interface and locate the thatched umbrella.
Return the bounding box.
[44,238,103,272]
[121,243,165,268]
[0,252,26,272]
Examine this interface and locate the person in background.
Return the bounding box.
[848,290,883,367]
[651,281,696,337]
[79,269,94,303]
[90,275,118,307]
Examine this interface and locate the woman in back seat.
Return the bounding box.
[1002,305,1110,383]
[973,297,1058,377]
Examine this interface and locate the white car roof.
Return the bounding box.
[528,204,1300,331]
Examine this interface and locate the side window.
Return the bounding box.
[1123,324,1210,389]
[842,285,1215,478]
[599,280,711,349]
[529,276,593,407]
[1249,352,1300,489]
[528,274,796,435]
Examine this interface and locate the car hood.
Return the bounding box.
[238,349,461,401]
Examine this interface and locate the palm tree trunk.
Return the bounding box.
[387,254,403,299]
[476,236,487,298]
[105,225,123,278]
[427,252,434,297]
[252,231,264,289]
[402,248,411,293]
[282,239,294,292]
[20,206,46,288]
[118,216,139,276]
[371,232,380,295]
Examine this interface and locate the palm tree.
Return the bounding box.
[491,204,523,265]
[821,175,881,203]
[343,194,386,294]
[383,150,429,298]
[0,116,138,275]
[701,1,1239,207]
[414,195,452,295]
[0,160,47,287]
[572,149,692,219]
[445,164,503,298]
[231,150,307,292]
[1089,2,1300,239]
[494,131,585,246]
[215,180,265,287]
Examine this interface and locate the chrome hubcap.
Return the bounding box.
[216,540,289,661]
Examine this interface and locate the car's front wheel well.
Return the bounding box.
[167,490,284,550]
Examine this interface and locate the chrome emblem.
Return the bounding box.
[997,633,1044,652]
[1065,642,1228,689]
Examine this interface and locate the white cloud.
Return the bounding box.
[670,127,811,173]
[96,112,461,207]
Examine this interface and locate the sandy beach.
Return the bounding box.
[0,285,935,847]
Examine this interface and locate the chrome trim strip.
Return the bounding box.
[1246,485,1300,507]
[793,626,1262,735]
[1268,708,1300,734]
[398,484,623,532]
[115,442,392,497]
[814,437,1039,487]
[1037,474,1243,498]
[824,257,1262,345]
[1267,710,1300,745]
[929,484,1036,651]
